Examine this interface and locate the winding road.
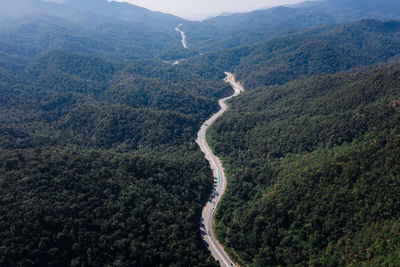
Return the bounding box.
[175,23,188,49]
[197,72,244,267]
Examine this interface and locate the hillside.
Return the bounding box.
[64,0,182,30]
[1,0,400,265]
[206,25,400,266]
[189,20,400,87]
[1,0,182,30]
[0,1,227,264]
[184,0,400,52]
[0,0,192,61]
[0,49,226,266]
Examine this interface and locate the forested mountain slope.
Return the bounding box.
[184,0,400,52]
[64,0,182,31]
[1,0,400,265]
[2,0,182,30]
[0,1,227,265]
[191,20,400,88]
[0,0,192,61]
[208,41,400,266]
[236,19,400,87]
[0,50,228,151]
[0,46,227,265]
[0,148,216,266]
[0,16,192,61]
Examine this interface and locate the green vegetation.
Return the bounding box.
[0,50,230,150]
[186,0,400,53]
[2,0,400,265]
[0,147,216,266]
[192,20,400,87]
[208,47,400,266]
[217,129,400,266]
[0,16,192,63]
[0,48,227,265]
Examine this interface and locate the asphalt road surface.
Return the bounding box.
[197,72,244,267]
[175,23,188,49]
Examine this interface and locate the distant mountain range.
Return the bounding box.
[184,0,400,52]
[3,0,400,58]
[1,0,183,29]
[1,0,400,266]
[0,0,194,61]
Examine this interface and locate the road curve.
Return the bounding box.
[175,23,188,49]
[197,72,244,267]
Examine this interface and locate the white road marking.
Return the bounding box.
[197,72,244,267]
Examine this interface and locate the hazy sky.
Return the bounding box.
[112,0,308,20]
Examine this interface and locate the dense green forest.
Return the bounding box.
[0,1,229,265]
[0,46,227,265]
[2,0,400,265]
[189,19,400,86]
[0,148,216,266]
[214,129,400,266]
[208,52,400,266]
[184,0,400,53]
[0,50,230,150]
[0,16,194,62]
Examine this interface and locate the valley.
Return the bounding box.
[197,72,244,267]
[0,0,400,266]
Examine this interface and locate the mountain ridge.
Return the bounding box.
[0,0,400,265]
